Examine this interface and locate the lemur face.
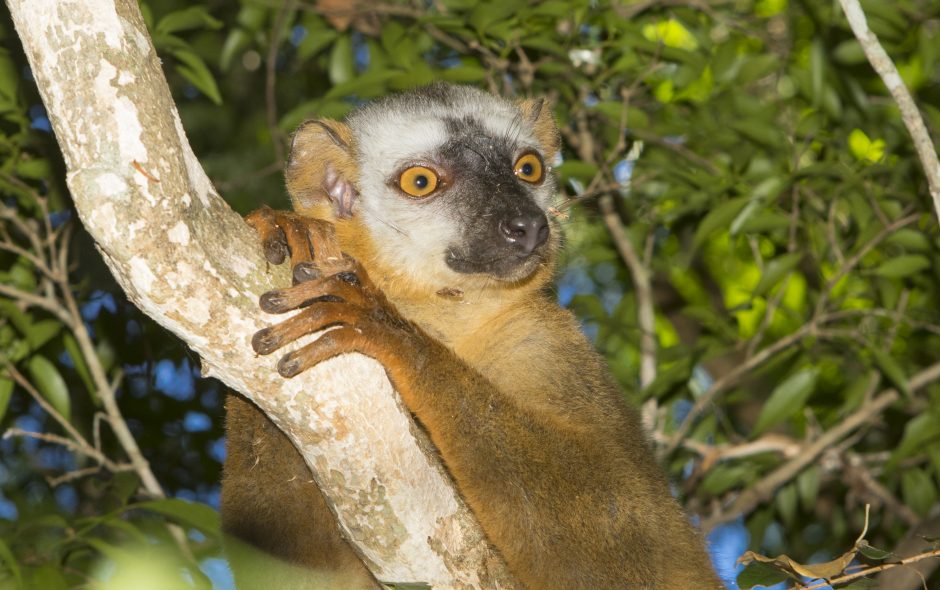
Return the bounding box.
[348,84,558,285]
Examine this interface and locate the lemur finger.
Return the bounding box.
[245,206,288,265]
[301,217,347,274]
[258,273,366,314]
[276,326,372,378]
[278,215,315,270]
[252,303,363,355]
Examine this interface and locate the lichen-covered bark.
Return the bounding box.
[7,0,514,586]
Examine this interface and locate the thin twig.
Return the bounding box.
[0,284,71,324]
[837,0,940,224]
[664,325,811,456]
[266,0,294,164]
[600,195,657,389]
[2,427,119,471]
[1,360,92,452]
[813,213,919,319]
[796,547,940,589]
[703,360,940,530]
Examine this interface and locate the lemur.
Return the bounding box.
[221,83,721,590]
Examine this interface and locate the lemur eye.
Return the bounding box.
[398,166,439,198]
[513,152,544,184]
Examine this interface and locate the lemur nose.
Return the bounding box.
[500,214,549,254]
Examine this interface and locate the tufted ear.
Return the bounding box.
[518,98,560,160]
[285,119,359,219]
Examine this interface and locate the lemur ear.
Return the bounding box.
[285,119,359,219]
[518,98,560,160]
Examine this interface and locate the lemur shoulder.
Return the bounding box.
[221,83,720,590]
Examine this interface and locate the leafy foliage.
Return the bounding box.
[1,0,940,588]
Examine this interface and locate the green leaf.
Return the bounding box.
[870,348,910,398]
[856,540,893,561]
[173,50,222,105]
[701,464,753,495]
[810,39,825,109]
[691,196,750,251]
[297,28,339,63]
[62,333,97,405]
[890,413,940,466]
[439,65,487,83]
[885,228,932,251]
[736,560,790,589]
[0,537,22,587]
[642,19,699,50]
[871,254,930,278]
[752,368,819,435]
[134,499,221,539]
[324,69,398,101]
[26,355,70,421]
[469,1,522,34]
[0,48,19,101]
[752,253,802,297]
[0,377,12,423]
[220,29,252,72]
[901,469,937,517]
[14,157,52,180]
[23,319,61,351]
[156,6,222,36]
[556,160,599,184]
[26,565,67,590]
[834,40,866,65]
[848,129,885,163]
[328,35,355,86]
[797,465,820,511]
[775,482,798,526]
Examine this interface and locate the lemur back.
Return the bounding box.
[221,83,721,589]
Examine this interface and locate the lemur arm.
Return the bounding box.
[249,219,719,589]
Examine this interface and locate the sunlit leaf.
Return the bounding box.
[642,19,698,50]
[752,253,802,297]
[848,129,885,163]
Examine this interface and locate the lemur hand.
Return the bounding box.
[245,205,347,279]
[246,206,427,380]
[251,254,428,381]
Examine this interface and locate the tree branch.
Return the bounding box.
[703,360,940,530]
[837,0,940,224]
[7,0,513,586]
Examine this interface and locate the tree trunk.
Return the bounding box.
[6,0,514,587]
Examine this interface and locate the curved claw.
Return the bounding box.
[262,231,289,265]
[292,262,320,284]
[252,327,281,355]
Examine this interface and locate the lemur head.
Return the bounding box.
[286,83,561,292]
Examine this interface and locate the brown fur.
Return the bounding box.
[222,93,720,589]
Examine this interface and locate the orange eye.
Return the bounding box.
[514,152,544,183]
[398,166,439,198]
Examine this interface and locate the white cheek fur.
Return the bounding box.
[358,187,459,284]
